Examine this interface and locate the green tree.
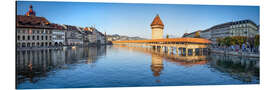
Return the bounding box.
[223,37,232,46]
[254,35,260,47]
[166,34,169,38]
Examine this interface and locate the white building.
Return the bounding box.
[182,20,259,44]
[200,29,211,39]
[210,20,258,43]
[51,24,66,46]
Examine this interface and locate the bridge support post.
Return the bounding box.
[201,48,203,56]
[186,48,188,56]
[192,48,196,56]
[180,48,183,56]
[167,47,171,55]
[156,46,160,52]
[176,47,179,56]
[160,46,164,53]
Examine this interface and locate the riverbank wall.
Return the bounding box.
[210,49,259,58]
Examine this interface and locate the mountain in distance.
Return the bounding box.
[106,34,147,41]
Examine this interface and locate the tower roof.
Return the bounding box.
[151,14,164,26]
[26,5,36,16]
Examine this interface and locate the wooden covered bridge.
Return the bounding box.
[112,37,212,56]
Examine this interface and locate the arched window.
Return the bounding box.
[28,36,30,40]
[32,36,35,40]
[32,43,35,47]
[22,36,25,40]
[46,36,48,40]
[17,36,20,40]
[41,36,44,40]
[37,36,39,40]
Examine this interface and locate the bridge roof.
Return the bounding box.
[112,37,212,44]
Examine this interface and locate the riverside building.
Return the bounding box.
[83,27,106,45]
[17,5,107,47]
[182,20,259,44]
[16,5,55,48]
[51,24,66,46]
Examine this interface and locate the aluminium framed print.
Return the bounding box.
[16,1,260,89]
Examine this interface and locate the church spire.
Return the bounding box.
[26,5,36,16]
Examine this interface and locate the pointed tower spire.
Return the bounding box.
[151,14,164,26]
[26,5,36,16]
[150,14,164,39]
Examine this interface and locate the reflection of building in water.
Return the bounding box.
[151,54,163,77]
[113,45,208,77]
[82,46,107,64]
[209,53,259,82]
[16,49,56,84]
[16,46,107,85]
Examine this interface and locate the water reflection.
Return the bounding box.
[113,45,209,78]
[16,46,107,86]
[113,45,259,83]
[209,53,259,83]
[16,45,259,88]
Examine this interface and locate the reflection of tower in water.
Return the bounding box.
[151,54,164,78]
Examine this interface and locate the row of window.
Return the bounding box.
[17,42,64,47]
[17,35,52,41]
[17,29,52,34]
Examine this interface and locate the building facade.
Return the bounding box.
[182,30,202,38]
[84,27,106,45]
[16,5,55,48]
[182,20,259,44]
[52,24,66,46]
[151,14,164,39]
[210,20,258,43]
[65,25,83,46]
[17,5,107,47]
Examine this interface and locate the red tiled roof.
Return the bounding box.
[16,15,55,29]
[112,37,212,44]
[151,14,164,26]
[84,27,89,31]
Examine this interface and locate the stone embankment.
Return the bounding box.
[211,49,259,58]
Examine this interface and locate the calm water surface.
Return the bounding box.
[16,45,259,89]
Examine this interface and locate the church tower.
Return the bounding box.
[151,14,164,39]
[26,5,36,16]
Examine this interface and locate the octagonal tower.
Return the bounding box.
[151,14,164,39]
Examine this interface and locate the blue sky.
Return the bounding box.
[17,1,259,39]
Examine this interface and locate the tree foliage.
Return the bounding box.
[254,35,260,47]
[166,34,169,39]
[216,36,258,47]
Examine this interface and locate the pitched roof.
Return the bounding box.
[151,14,164,26]
[16,15,55,29]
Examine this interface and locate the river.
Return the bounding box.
[16,45,259,89]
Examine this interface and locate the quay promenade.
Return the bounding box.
[210,48,259,58]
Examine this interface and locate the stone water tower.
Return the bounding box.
[151,14,164,39]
